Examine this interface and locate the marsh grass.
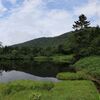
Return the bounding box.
[56,71,90,80]
[0,80,99,100]
[74,56,100,79]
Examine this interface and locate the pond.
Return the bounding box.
[0,70,59,82]
[0,60,75,82]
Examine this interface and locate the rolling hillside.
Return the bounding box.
[13,31,73,49]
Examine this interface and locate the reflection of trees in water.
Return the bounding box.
[0,60,74,77]
[0,70,2,81]
[0,70,3,76]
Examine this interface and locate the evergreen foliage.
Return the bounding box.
[73,14,90,30]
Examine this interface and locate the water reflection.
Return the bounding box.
[0,60,74,77]
[0,70,3,76]
[0,70,59,82]
[0,60,75,82]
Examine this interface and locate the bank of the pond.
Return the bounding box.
[92,78,100,93]
[74,56,100,80]
[0,80,99,100]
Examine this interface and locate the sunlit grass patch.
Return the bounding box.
[0,80,99,100]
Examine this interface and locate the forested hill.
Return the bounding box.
[13,31,72,49]
[12,27,100,57]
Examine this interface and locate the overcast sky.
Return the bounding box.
[0,0,100,45]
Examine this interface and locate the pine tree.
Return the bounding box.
[73,14,90,30]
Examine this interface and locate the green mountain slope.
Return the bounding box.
[9,27,100,57]
[13,31,73,49]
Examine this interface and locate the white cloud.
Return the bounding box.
[0,0,73,45]
[74,0,100,25]
[0,0,99,46]
[74,0,98,16]
[0,0,7,13]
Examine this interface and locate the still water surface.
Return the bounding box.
[0,70,58,82]
[0,60,74,82]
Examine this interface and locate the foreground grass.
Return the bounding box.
[74,56,100,80]
[0,80,99,100]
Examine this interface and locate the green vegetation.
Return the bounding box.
[0,15,100,99]
[32,55,74,63]
[0,80,99,100]
[51,54,74,63]
[56,71,89,80]
[34,56,50,62]
[74,56,100,79]
[29,92,41,100]
[73,14,90,30]
[0,26,100,59]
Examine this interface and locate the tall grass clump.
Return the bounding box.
[74,56,100,79]
[56,71,90,80]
